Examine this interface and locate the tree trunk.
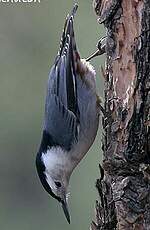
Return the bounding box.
[91,0,150,229]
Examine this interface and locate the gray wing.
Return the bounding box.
[44,94,78,150]
[43,5,79,150]
[46,6,79,118]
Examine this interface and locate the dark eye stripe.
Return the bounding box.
[36,152,61,202]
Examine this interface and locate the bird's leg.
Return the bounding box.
[86,36,106,62]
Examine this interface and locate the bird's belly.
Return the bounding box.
[70,115,99,170]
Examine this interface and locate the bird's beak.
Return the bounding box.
[61,198,70,224]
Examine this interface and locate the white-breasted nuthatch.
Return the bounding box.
[36,4,101,224]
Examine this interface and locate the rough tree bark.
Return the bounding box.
[90,0,150,229]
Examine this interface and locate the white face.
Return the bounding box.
[45,170,68,199]
[41,147,71,200]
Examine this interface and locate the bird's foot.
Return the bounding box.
[86,36,106,62]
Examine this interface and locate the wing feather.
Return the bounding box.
[44,94,78,150]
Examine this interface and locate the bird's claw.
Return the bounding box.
[86,36,106,62]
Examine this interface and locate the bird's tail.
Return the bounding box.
[51,4,79,118]
[56,3,78,61]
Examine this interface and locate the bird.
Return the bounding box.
[36,3,101,224]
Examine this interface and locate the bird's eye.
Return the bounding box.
[54,181,62,188]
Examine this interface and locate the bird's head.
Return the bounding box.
[36,147,71,224]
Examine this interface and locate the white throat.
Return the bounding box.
[41,147,73,175]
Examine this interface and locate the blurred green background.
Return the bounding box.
[0,1,105,229]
